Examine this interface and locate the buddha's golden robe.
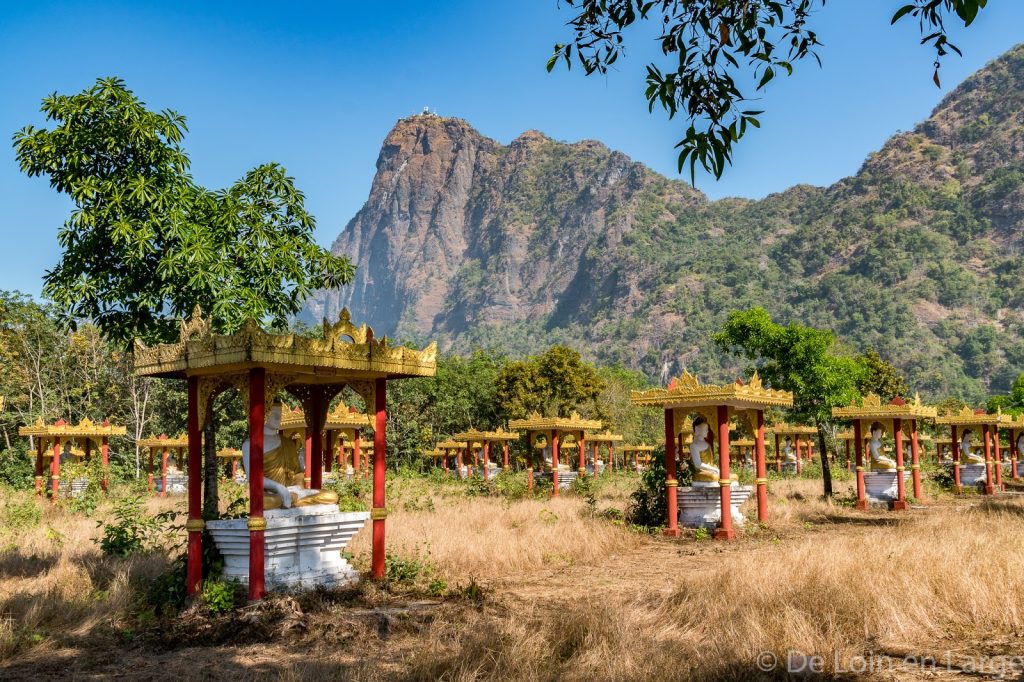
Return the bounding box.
[262,437,338,510]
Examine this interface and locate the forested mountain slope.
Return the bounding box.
[305,45,1024,402]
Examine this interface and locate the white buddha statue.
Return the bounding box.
[868,424,896,471]
[242,402,338,510]
[690,420,719,485]
[1018,433,1024,460]
[960,429,984,464]
[782,437,797,464]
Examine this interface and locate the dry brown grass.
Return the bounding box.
[4,475,1024,681]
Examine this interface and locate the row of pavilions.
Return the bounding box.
[16,309,1024,600]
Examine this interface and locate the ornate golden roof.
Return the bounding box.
[934,405,1003,427]
[770,423,818,436]
[731,438,756,447]
[19,417,127,439]
[217,447,243,459]
[508,412,603,432]
[451,427,519,443]
[279,406,307,430]
[424,449,446,458]
[436,440,468,451]
[134,307,437,381]
[631,371,793,410]
[138,433,189,448]
[832,393,937,421]
[325,402,373,430]
[586,429,625,442]
[621,443,657,452]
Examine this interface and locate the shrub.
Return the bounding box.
[626,453,668,529]
[95,495,162,557]
[3,498,42,533]
[385,553,425,584]
[324,478,369,511]
[0,448,34,490]
[201,579,240,614]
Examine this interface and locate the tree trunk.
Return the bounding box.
[817,424,833,498]
[203,409,219,519]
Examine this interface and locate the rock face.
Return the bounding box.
[308,46,1024,401]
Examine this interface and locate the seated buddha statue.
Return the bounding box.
[782,437,797,464]
[690,418,737,485]
[868,424,897,471]
[960,430,984,464]
[1018,434,1024,461]
[242,402,339,510]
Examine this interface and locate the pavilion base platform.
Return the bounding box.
[206,505,369,589]
[959,463,987,488]
[864,470,912,505]
[533,470,578,490]
[47,477,90,498]
[157,473,187,494]
[678,484,751,530]
[584,462,606,476]
[1018,461,1024,478]
[474,465,501,478]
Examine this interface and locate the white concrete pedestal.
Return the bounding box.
[157,473,187,494]
[864,470,911,503]
[533,470,577,490]
[959,463,987,487]
[678,484,751,530]
[206,504,369,589]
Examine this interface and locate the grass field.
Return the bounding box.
[2,467,1023,680]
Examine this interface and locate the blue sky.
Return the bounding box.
[2,1,1023,297]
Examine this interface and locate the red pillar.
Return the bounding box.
[755,410,768,522]
[993,428,1003,491]
[160,446,169,499]
[526,440,534,492]
[310,393,324,490]
[34,438,44,496]
[634,449,639,474]
[50,437,61,503]
[609,443,615,473]
[551,430,560,497]
[324,431,334,473]
[442,451,449,473]
[457,444,464,475]
[1012,430,1020,481]
[845,440,852,472]
[503,441,509,469]
[247,369,266,601]
[577,434,586,476]
[371,378,387,579]
[186,376,203,596]
[592,441,599,475]
[983,424,995,495]
[795,436,803,474]
[147,447,154,493]
[100,434,109,493]
[774,433,782,473]
[715,405,735,540]
[854,421,867,510]
[231,456,237,481]
[892,418,908,511]
[664,409,679,537]
[482,441,491,481]
[910,420,923,501]
[353,429,361,478]
[951,425,962,491]
[303,427,313,489]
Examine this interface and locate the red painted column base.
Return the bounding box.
[985,484,996,495]
[714,527,737,540]
[186,529,203,596]
[855,499,869,511]
[890,500,909,511]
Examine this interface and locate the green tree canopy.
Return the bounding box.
[714,307,867,495]
[549,0,988,180]
[856,350,909,402]
[13,77,354,346]
[494,345,606,419]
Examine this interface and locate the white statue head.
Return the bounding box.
[961,429,974,447]
[693,420,709,441]
[870,423,884,441]
[266,402,283,431]
[1018,432,1024,451]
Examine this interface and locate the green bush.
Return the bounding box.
[201,579,240,614]
[0,448,34,490]
[3,498,42,533]
[323,478,369,511]
[95,495,162,557]
[626,452,669,529]
[385,553,425,584]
